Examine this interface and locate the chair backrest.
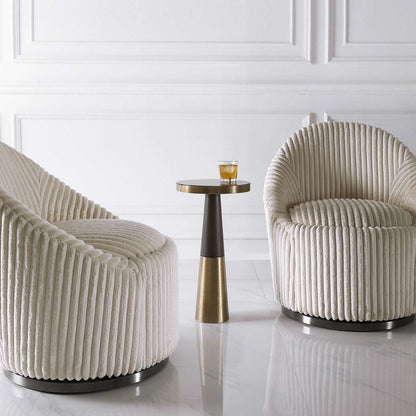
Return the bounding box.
[281,122,410,203]
[0,142,116,223]
[0,142,41,215]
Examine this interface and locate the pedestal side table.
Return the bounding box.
[176,179,250,323]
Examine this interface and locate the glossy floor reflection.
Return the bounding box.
[265,316,416,416]
[0,260,415,415]
[196,323,227,416]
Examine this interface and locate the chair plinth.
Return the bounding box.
[282,307,415,332]
[4,359,169,394]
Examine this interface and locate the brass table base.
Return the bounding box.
[196,256,229,323]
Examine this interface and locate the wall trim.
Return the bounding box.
[325,111,416,122]
[13,0,312,63]
[2,82,416,95]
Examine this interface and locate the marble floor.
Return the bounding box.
[1,260,416,416]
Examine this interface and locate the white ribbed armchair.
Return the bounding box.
[0,142,178,392]
[264,122,416,329]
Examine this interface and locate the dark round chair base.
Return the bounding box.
[4,358,169,394]
[282,307,415,332]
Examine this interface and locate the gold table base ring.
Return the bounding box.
[196,256,229,323]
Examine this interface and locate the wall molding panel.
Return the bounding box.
[13,0,312,63]
[13,111,312,153]
[326,0,416,62]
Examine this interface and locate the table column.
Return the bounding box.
[196,194,229,323]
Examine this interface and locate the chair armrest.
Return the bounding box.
[39,169,117,222]
[389,153,416,220]
[264,150,304,224]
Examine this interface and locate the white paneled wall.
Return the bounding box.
[328,0,416,61]
[15,0,310,62]
[1,0,416,259]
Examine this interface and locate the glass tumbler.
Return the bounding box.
[218,160,238,184]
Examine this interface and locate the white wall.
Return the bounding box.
[1,0,416,259]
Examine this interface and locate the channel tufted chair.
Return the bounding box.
[0,142,178,393]
[264,122,416,330]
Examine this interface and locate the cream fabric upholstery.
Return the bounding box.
[264,122,416,322]
[289,198,413,227]
[0,142,178,381]
[54,219,167,259]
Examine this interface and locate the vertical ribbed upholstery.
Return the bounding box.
[39,170,115,222]
[0,142,178,381]
[0,141,115,222]
[0,143,41,216]
[264,122,416,322]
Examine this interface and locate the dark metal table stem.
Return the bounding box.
[197,194,228,323]
[201,194,224,257]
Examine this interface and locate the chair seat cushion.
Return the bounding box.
[289,198,413,227]
[54,219,166,259]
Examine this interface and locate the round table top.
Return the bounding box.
[176,179,250,194]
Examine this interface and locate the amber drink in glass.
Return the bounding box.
[218,161,238,184]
